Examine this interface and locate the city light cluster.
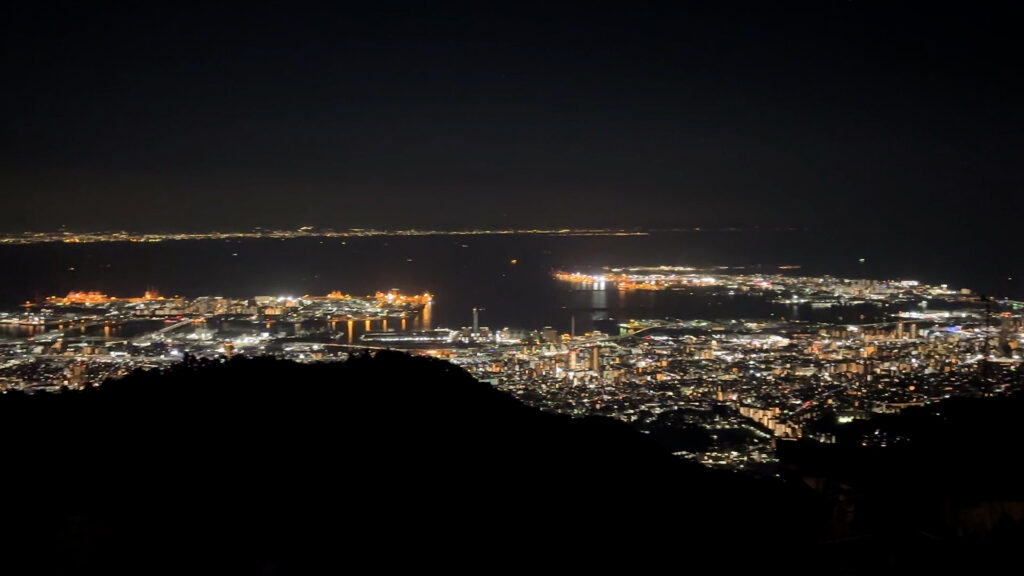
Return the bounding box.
[1,270,1021,474]
[556,267,980,307]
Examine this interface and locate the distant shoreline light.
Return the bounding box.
[0,227,810,245]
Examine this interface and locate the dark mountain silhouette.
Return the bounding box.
[1,351,821,574]
[3,351,1019,574]
[780,391,1024,572]
[786,392,1024,502]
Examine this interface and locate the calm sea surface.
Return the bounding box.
[0,231,1018,334]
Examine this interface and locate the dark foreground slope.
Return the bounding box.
[781,392,1024,538]
[0,352,820,574]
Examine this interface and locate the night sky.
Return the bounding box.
[1,2,1020,234]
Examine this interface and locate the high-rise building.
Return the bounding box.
[590,347,601,374]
